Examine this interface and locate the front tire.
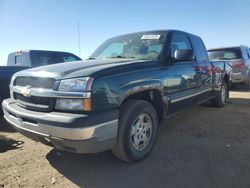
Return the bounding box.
[211,80,228,107]
[112,100,158,163]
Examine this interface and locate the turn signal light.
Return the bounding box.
[83,98,92,111]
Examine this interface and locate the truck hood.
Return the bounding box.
[14,59,150,80]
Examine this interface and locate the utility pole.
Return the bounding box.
[77,20,81,57]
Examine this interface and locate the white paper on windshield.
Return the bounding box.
[141,35,161,40]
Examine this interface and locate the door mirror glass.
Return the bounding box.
[173,49,194,62]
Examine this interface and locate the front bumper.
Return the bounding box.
[2,98,119,153]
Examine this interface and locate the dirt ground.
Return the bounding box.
[1,86,250,188]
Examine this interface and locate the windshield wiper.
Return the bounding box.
[217,57,230,60]
[87,57,96,60]
[107,55,135,59]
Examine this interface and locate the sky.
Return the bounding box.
[0,0,250,65]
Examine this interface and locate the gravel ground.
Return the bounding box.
[0,86,250,188]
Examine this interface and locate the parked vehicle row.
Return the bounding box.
[2,30,232,162]
[0,50,81,113]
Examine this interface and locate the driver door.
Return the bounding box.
[164,32,199,115]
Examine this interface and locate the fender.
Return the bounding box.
[119,78,163,105]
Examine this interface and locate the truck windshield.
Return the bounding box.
[30,51,81,67]
[90,32,166,60]
[208,48,242,60]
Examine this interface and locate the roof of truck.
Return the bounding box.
[108,29,200,39]
[10,49,78,55]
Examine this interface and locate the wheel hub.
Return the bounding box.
[130,114,152,151]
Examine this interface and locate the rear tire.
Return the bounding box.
[112,100,158,163]
[211,80,228,107]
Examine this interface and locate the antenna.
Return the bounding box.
[77,20,81,57]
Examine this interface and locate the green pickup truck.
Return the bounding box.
[2,30,231,163]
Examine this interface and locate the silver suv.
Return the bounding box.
[208,46,250,85]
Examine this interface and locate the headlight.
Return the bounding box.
[55,99,84,111]
[55,98,92,111]
[56,77,93,111]
[58,77,91,92]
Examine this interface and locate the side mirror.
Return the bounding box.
[173,49,194,62]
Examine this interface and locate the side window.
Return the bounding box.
[170,33,192,58]
[189,35,208,62]
[248,48,250,59]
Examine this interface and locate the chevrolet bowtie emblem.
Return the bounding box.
[21,85,32,97]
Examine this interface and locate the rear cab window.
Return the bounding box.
[208,48,242,60]
[14,51,23,65]
[60,53,81,62]
[15,55,22,65]
[30,51,81,67]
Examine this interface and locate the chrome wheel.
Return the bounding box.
[221,84,226,103]
[130,114,152,151]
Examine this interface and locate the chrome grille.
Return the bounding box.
[14,92,54,111]
[13,76,56,111]
[14,77,56,89]
[15,93,51,106]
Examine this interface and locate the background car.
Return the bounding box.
[0,50,81,114]
[208,46,250,86]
